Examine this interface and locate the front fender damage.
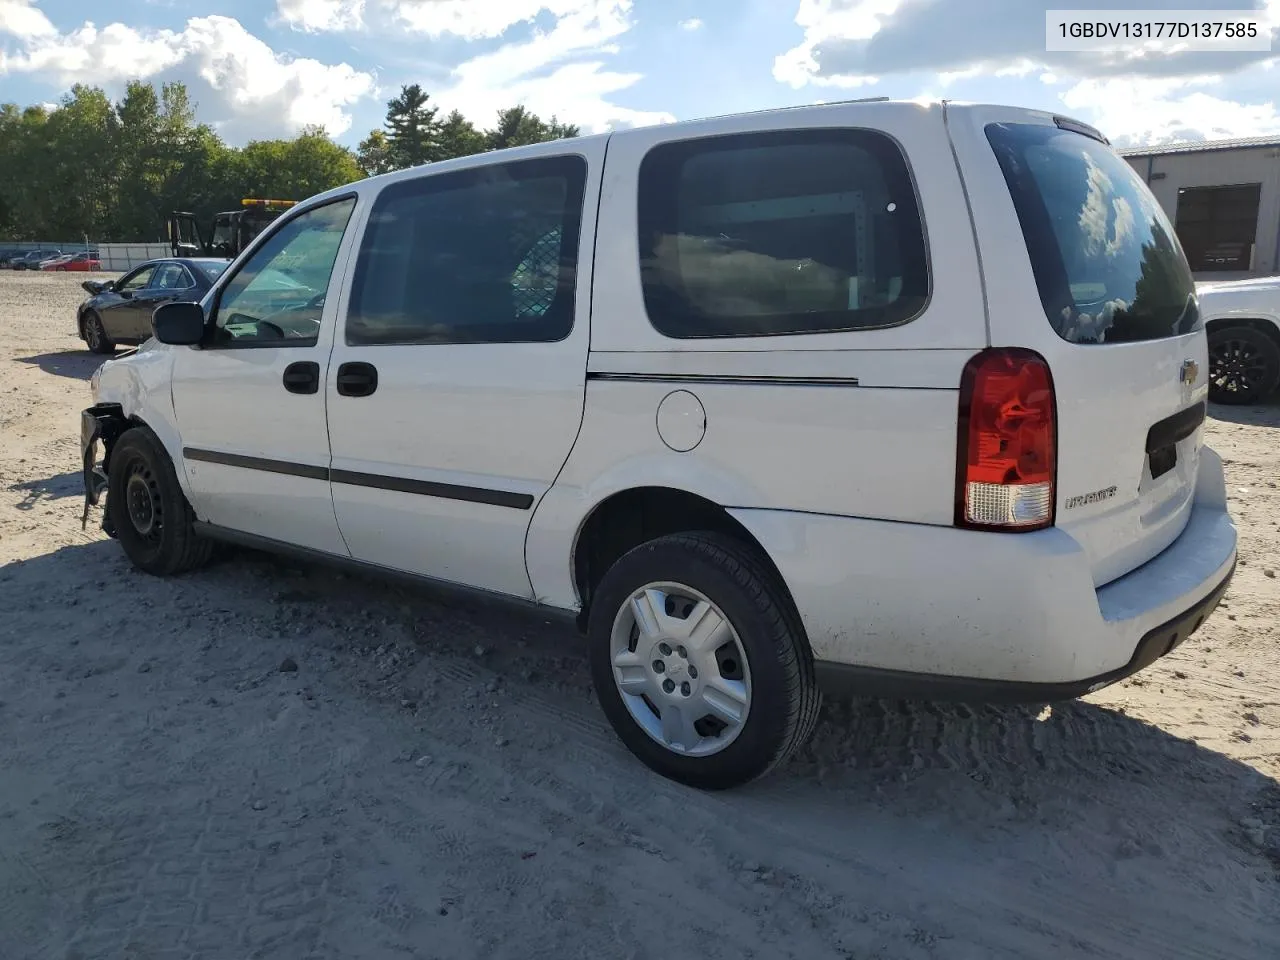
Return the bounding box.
[81,403,128,536]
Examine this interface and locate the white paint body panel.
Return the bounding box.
[90,341,191,499]
[946,103,1217,588]
[90,99,1238,690]
[324,138,607,599]
[729,448,1235,683]
[167,196,365,557]
[1196,275,1280,330]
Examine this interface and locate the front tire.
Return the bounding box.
[83,311,115,355]
[106,427,213,576]
[588,532,821,790]
[1208,325,1280,405]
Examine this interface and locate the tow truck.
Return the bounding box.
[167,198,298,260]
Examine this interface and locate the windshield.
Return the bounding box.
[211,219,236,249]
[986,122,1200,344]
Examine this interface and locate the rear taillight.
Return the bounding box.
[955,348,1056,532]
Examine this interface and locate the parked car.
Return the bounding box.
[75,258,229,354]
[80,100,1237,789]
[1195,275,1280,404]
[0,249,35,268]
[12,248,61,270]
[45,251,102,272]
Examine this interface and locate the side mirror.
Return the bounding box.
[81,280,105,295]
[152,301,206,346]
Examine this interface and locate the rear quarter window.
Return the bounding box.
[985,122,1200,344]
[636,128,930,339]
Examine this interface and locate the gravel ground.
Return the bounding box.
[1,269,1279,960]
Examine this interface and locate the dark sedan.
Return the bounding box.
[77,258,228,354]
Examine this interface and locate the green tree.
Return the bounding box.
[436,110,486,161]
[384,83,440,168]
[237,126,363,200]
[356,129,395,176]
[485,105,580,151]
[0,79,592,244]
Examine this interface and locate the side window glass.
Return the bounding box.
[210,197,357,349]
[636,129,930,338]
[151,264,182,290]
[345,155,586,346]
[119,266,155,292]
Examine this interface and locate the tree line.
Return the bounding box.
[0,81,579,243]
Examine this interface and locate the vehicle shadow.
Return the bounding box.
[2,537,1277,959]
[7,472,83,510]
[14,351,105,381]
[1209,395,1280,427]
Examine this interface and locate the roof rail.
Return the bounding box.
[698,96,896,124]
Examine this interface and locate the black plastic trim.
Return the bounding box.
[1053,115,1110,145]
[183,447,328,481]
[329,469,534,510]
[587,372,860,387]
[196,523,577,626]
[1146,400,1206,454]
[181,447,533,510]
[815,558,1235,704]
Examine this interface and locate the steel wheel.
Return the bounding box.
[106,427,214,576]
[122,455,165,546]
[609,581,752,758]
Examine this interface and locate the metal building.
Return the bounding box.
[1120,134,1280,280]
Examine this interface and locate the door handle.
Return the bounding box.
[335,361,378,397]
[282,361,321,395]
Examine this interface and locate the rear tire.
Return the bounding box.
[107,427,213,576]
[588,531,821,790]
[1207,325,1280,405]
[83,311,115,355]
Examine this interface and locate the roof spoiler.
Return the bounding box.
[1053,115,1110,146]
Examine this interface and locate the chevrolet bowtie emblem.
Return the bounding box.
[1179,359,1199,385]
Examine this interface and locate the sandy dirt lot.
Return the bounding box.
[1,269,1278,960]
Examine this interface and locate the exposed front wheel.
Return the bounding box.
[588,532,821,790]
[83,311,115,355]
[1207,325,1280,405]
[106,427,213,576]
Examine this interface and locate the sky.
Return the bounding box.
[2,0,1280,148]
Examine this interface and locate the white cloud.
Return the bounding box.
[1060,75,1280,146]
[434,0,672,132]
[276,0,366,33]
[389,0,598,40]
[0,0,54,39]
[0,14,375,140]
[774,0,900,88]
[775,0,1280,87]
[679,18,703,31]
[774,0,1280,145]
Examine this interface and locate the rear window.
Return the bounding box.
[637,128,930,338]
[197,262,228,282]
[986,122,1200,344]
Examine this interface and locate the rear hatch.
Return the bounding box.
[953,106,1208,587]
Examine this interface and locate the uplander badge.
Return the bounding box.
[1064,486,1118,510]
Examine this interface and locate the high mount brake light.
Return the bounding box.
[955,348,1057,532]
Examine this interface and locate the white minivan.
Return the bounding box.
[82,99,1237,789]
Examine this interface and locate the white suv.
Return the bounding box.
[81,100,1237,789]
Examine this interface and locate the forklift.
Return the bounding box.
[167,198,298,260]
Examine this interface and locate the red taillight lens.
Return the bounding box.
[956,348,1056,531]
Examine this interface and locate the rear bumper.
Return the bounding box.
[812,557,1233,702]
[729,446,1237,699]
